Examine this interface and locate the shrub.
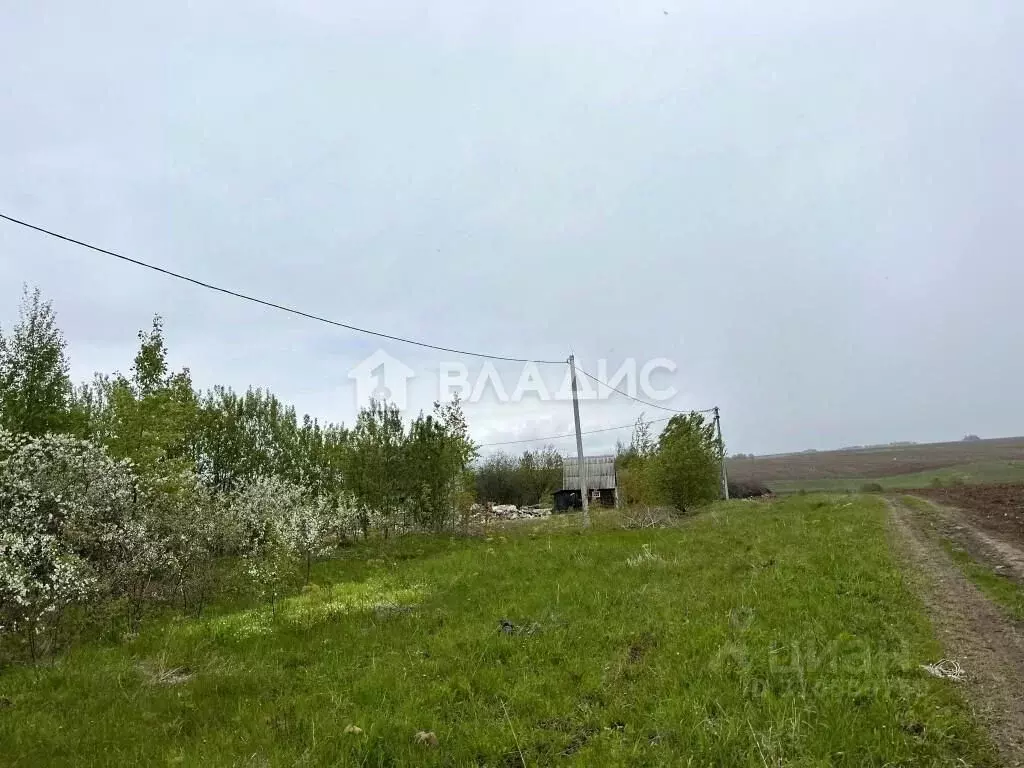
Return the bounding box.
[230,477,306,611]
[0,429,151,658]
[859,483,884,493]
[651,413,720,512]
[728,480,771,498]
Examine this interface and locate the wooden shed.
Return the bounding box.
[560,455,618,508]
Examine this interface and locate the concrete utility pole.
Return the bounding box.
[714,406,730,500]
[568,354,590,526]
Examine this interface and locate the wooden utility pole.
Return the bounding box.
[714,406,729,500]
[569,354,590,525]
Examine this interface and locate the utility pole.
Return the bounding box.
[569,354,590,526]
[714,406,729,500]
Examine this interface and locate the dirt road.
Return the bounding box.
[887,496,1024,766]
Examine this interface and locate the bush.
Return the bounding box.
[0,427,347,661]
[618,459,661,507]
[651,413,720,512]
[859,483,884,493]
[0,429,147,659]
[728,480,771,498]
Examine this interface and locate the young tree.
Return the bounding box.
[230,476,304,614]
[616,414,660,506]
[346,399,407,537]
[405,397,477,532]
[474,451,519,504]
[137,472,229,616]
[280,495,333,583]
[0,287,74,436]
[194,386,324,494]
[651,412,720,512]
[90,317,199,480]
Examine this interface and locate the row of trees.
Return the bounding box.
[473,447,563,507]
[0,288,475,661]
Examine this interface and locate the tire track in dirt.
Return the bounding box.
[905,494,1024,583]
[887,497,1024,766]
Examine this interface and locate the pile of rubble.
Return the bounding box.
[470,503,553,522]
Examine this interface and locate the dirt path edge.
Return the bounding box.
[886,497,1024,766]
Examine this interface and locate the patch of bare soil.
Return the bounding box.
[913,484,1024,550]
[887,498,1024,766]
[903,493,1024,586]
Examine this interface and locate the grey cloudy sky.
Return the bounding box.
[1,0,1021,456]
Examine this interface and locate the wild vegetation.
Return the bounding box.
[0,287,723,665]
[0,288,474,663]
[473,447,563,507]
[0,286,1012,764]
[616,412,722,510]
[0,495,999,766]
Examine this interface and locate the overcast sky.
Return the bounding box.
[1,1,1021,456]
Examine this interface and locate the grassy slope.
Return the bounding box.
[0,497,997,766]
[770,460,1024,493]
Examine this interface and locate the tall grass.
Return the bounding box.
[0,496,997,766]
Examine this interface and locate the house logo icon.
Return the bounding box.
[348,350,415,410]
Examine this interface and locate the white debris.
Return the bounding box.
[470,503,553,523]
[920,659,965,681]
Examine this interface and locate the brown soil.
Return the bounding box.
[728,437,1024,483]
[912,484,1024,550]
[887,497,1024,766]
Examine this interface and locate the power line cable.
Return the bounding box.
[476,401,717,448]
[575,365,712,414]
[0,212,566,365]
[477,416,673,447]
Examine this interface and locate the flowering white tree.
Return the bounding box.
[137,473,231,617]
[0,529,93,662]
[0,429,153,657]
[230,476,306,613]
[333,493,364,542]
[281,495,334,583]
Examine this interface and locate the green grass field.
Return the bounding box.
[0,497,998,766]
[770,460,1024,493]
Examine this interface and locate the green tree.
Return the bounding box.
[515,447,562,506]
[473,446,561,507]
[346,399,407,537]
[474,451,518,504]
[0,287,74,436]
[193,386,348,500]
[651,411,720,511]
[616,415,661,506]
[90,316,199,479]
[195,386,299,493]
[405,397,477,531]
